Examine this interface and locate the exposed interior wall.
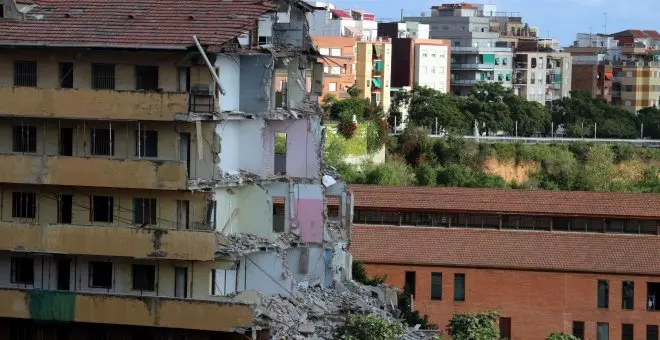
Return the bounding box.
[216,54,241,112]
[239,55,273,113]
[216,119,267,176]
[237,246,327,296]
[265,118,321,178]
[215,185,272,238]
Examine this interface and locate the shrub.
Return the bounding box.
[415,164,438,186]
[447,311,499,340]
[546,332,579,340]
[334,315,404,340]
[338,121,358,139]
[611,143,636,163]
[352,260,387,286]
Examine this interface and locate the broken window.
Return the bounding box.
[57,194,73,224]
[572,321,585,339]
[88,261,112,288]
[12,192,36,219]
[622,324,633,340]
[132,264,155,291]
[135,65,159,91]
[135,130,158,157]
[622,281,634,310]
[91,196,113,223]
[597,279,609,308]
[454,273,465,301]
[10,257,34,284]
[92,63,115,90]
[648,282,660,311]
[12,125,37,153]
[211,269,237,296]
[274,132,287,175]
[272,197,285,233]
[14,61,37,87]
[59,62,73,88]
[133,198,157,225]
[90,128,114,156]
[404,271,416,297]
[431,272,442,300]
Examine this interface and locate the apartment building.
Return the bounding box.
[347,184,660,340]
[513,52,572,105]
[0,0,353,338]
[405,3,514,97]
[307,2,378,41]
[567,47,613,103]
[378,21,431,40]
[356,39,393,111]
[314,36,357,99]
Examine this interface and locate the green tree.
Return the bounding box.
[577,144,615,192]
[333,315,404,340]
[398,292,438,330]
[351,260,387,286]
[447,311,500,340]
[546,332,579,340]
[638,106,660,139]
[508,96,551,136]
[407,85,471,134]
[388,90,411,129]
[322,93,338,118]
[464,83,514,136]
[364,160,416,186]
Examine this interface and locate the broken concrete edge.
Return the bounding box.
[188,174,323,191]
[214,232,308,258]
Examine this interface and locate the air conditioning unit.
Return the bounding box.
[190,84,214,95]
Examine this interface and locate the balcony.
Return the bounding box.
[0,289,254,332]
[0,222,216,261]
[0,87,189,121]
[450,79,480,85]
[0,154,186,190]
[451,47,512,54]
[451,63,496,70]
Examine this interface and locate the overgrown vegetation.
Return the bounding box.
[398,292,438,330]
[333,315,404,340]
[546,332,580,340]
[446,311,500,340]
[351,260,387,286]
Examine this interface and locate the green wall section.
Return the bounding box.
[28,290,76,322]
[326,123,368,156]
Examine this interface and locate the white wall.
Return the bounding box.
[215,185,272,237]
[414,44,449,93]
[217,54,241,112]
[217,119,267,176]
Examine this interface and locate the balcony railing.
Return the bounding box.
[0,154,186,190]
[0,87,190,121]
[0,289,254,332]
[451,47,512,53]
[451,63,496,70]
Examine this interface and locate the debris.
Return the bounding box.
[265,100,322,120]
[216,232,304,257]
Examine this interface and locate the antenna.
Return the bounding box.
[603,12,607,35]
[400,8,403,22]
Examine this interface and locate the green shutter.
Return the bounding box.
[506,73,511,81]
[374,61,383,72]
[482,54,495,64]
[372,78,382,89]
[498,74,503,81]
[495,57,500,65]
[480,73,486,81]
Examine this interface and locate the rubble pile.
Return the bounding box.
[216,170,262,185]
[265,100,321,120]
[255,280,435,340]
[217,232,303,256]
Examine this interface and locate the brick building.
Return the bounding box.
[347,185,660,340]
[314,36,358,99]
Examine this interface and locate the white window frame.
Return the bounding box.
[323,66,329,73]
[328,82,337,92]
[319,48,330,56]
[330,48,341,57]
[330,66,341,74]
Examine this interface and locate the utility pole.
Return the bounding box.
[641,123,644,139]
[400,9,404,22]
[594,122,597,139]
[515,121,518,138]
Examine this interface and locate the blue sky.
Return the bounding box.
[329,0,660,46]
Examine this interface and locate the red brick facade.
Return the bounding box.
[365,264,660,339]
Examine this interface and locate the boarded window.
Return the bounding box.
[12,192,36,219]
[92,63,115,90]
[88,261,112,288]
[12,125,37,153]
[132,264,155,291]
[14,61,37,87]
[133,198,157,225]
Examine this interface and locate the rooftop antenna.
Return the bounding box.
[603,12,607,35]
[400,8,403,22]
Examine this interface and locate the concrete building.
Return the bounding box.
[513,52,572,105]
[378,21,430,40]
[0,0,354,337]
[356,39,393,111]
[404,3,514,97]
[313,36,358,99]
[346,184,660,340]
[567,47,613,103]
[307,2,377,41]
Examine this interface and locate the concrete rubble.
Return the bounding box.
[253,280,437,339]
[216,232,304,257]
[265,100,322,120]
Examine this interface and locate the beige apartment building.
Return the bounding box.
[356,39,393,111]
[612,61,660,112]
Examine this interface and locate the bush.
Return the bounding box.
[611,143,636,163]
[436,164,478,187]
[447,311,499,340]
[334,315,404,340]
[364,160,416,186]
[415,164,438,186]
[352,260,387,286]
[546,332,579,340]
[338,121,358,139]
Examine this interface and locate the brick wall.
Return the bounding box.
[365,263,660,340]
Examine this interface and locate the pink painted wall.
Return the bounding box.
[295,199,324,243]
[266,119,321,178]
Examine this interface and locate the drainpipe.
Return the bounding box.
[192,35,226,95]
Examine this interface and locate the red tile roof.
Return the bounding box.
[352,225,660,275]
[330,9,350,19]
[644,30,660,39]
[347,184,660,219]
[611,29,660,39]
[0,0,277,50]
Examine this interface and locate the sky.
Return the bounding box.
[327,0,660,47]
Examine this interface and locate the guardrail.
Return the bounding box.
[388,134,660,147]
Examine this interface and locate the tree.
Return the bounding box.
[333,315,404,340]
[508,96,551,136]
[398,292,438,330]
[447,311,500,340]
[407,85,471,134]
[577,144,615,192]
[546,332,579,340]
[638,106,660,139]
[352,260,387,286]
[388,90,411,129]
[464,83,513,136]
[322,93,338,118]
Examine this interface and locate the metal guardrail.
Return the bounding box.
[388,134,660,147]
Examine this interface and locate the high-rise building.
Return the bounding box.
[512,52,572,105]
[0,0,353,337]
[307,2,378,41]
[356,39,393,111]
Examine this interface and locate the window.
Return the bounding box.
[647,325,659,340]
[135,65,159,91]
[135,130,158,157]
[648,282,660,311]
[626,71,633,78]
[132,264,155,291]
[10,257,34,284]
[422,66,428,74]
[88,261,113,288]
[499,317,511,340]
[12,192,36,219]
[622,324,633,340]
[211,269,237,296]
[12,125,36,153]
[454,273,465,301]
[59,62,73,88]
[323,66,329,73]
[431,66,436,74]
[319,48,329,55]
[328,82,337,92]
[625,100,632,107]
[133,198,157,225]
[14,61,37,87]
[431,272,442,300]
[404,271,416,297]
[598,280,609,308]
[90,128,114,156]
[330,48,341,56]
[597,323,609,340]
[622,281,634,310]
[573,321,585,339]
[91,196,114,223]
[92,63,115,90]
[331,66,341,74]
